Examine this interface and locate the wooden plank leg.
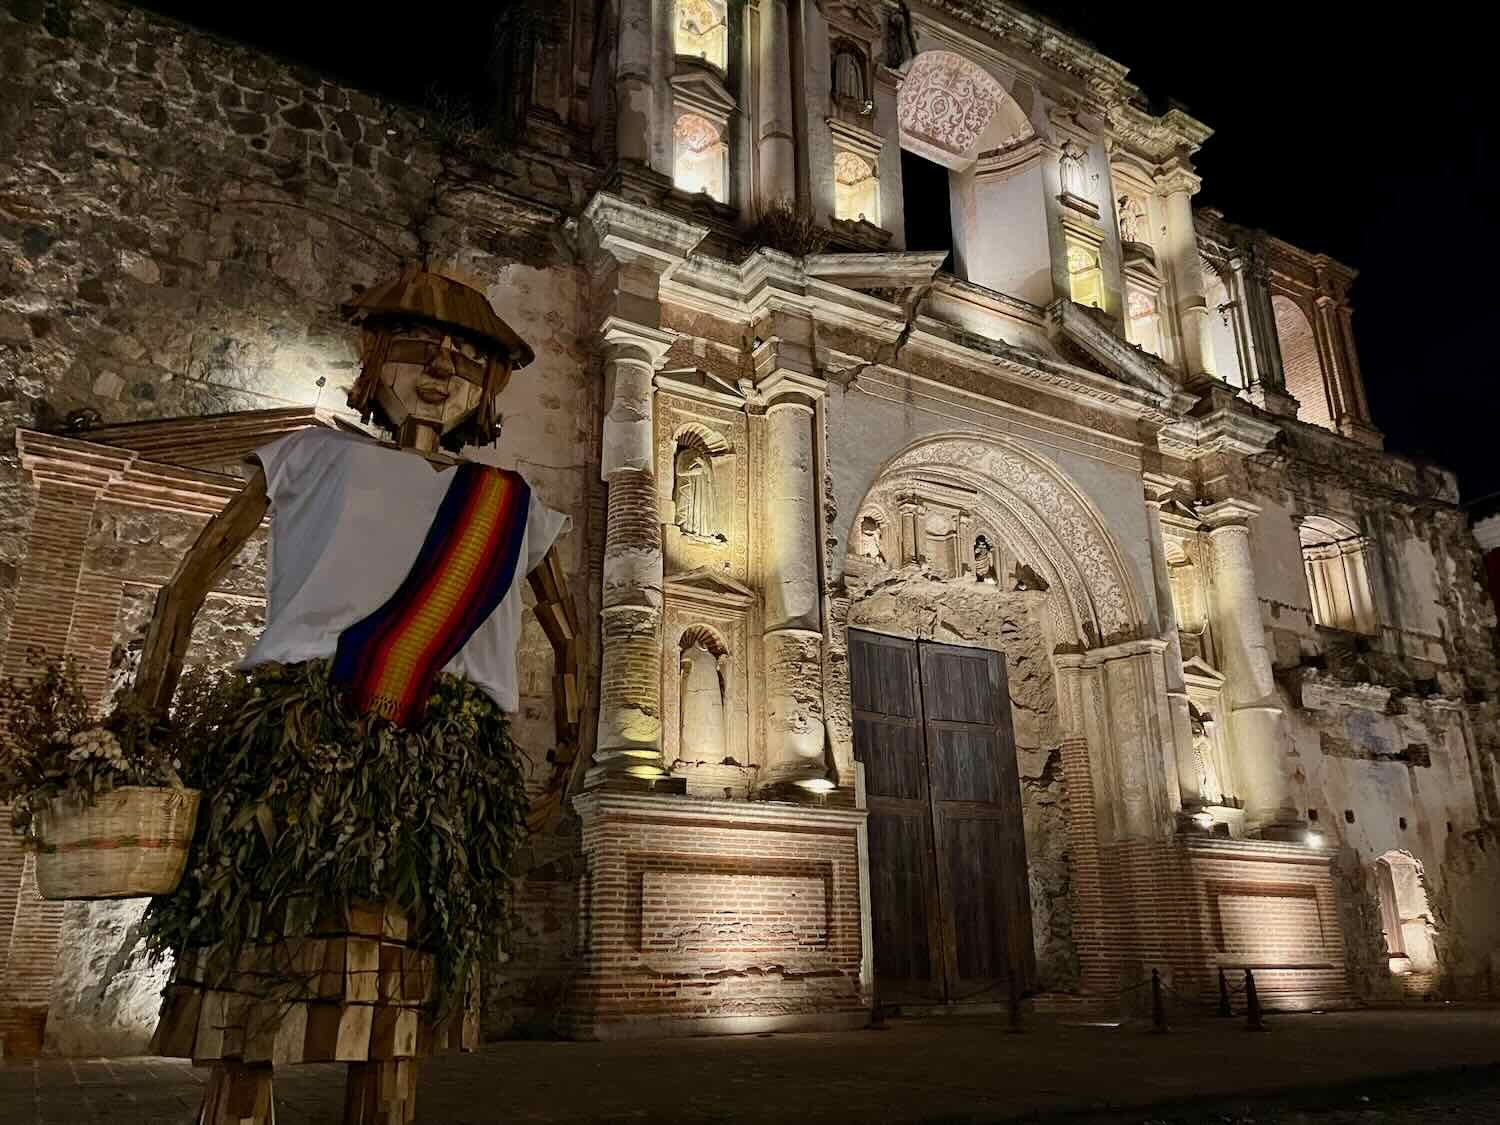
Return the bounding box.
[343,1059,418,1125]
[198,1061,276,1125]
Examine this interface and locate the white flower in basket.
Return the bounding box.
[2,660,203,901]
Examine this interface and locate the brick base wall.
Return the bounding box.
[1084,833,1351,1014]
[564,791,868,1039]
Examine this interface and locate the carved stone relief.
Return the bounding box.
[878,437,1140,643]
[897,50,1021,162]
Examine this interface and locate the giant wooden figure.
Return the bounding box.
[131,270,581,1124]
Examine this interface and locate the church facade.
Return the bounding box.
[1,0,1497,1053]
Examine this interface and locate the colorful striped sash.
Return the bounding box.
[331,463,531,726]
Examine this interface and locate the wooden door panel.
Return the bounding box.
[920,641,1035,999]
[943,816,1012,984]
[850,631,944,1004]
[867,812,942,1002]
[852,631,1035,1006]
[853,715,926,801]
[918,646,998,724]
[927,725,1003,804]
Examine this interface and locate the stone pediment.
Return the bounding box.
[669,64,738,119]
[1181,656,1225,685]
[65,406,338,472]
[1050,298,1177,401]
[666,567,756,606]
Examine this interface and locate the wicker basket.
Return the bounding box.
[33,786,200,900]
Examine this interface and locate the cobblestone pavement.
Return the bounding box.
[1,1007,1497,1123]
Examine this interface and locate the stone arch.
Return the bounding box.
[1273,295,1331,429]
[847,434,1146,648]
[679,621,730,658]
[673,419,731,455]
[897,50,1034,170]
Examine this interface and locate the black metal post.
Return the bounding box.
[1244,968,1267,1031]
[1150,968,1168,1034]
[1007,970,1024,1033]
[1217,967,1232,1017]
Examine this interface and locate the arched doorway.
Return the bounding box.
[839,435,1147,1006]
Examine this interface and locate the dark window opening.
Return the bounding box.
[900,149,953,266]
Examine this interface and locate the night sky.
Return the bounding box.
[138,1,1497,503]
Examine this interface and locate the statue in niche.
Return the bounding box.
[1012,560,1049,592]
[884,1,919,68]
[1059,141,1088,199]
[856,514,886,564]
[673,444,720,539]
[680,638,729,760]
[1118,194,1146,244]
[1191,713,1224,806]
[973,534,998,584]
[831,45,869,108]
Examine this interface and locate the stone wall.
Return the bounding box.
[0,0,600,1054]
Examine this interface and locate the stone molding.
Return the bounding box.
[572,789,866,830]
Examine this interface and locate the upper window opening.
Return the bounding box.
[673,113,727,201]
[1300,515,1377,634]
[675,0,728,69]
[834,151,879,225]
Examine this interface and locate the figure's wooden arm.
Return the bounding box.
[130,467,269,716]
[525,543,582,832]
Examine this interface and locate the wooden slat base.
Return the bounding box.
[198,1061,275,1125]
[343,1060,418,1125]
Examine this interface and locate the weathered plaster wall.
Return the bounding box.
[1239,426,1500,998]
[0,0,599,1053]
[845,567,1078,989]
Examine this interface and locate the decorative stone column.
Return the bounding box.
[592,322,673,782]
[761,390,827,791]
[1227,246,1296,416]
[1158,164,1214,379]
[1143,478,1196,813]
[1312,285,1382,448]
[614,0,655,166]
[757,0,797,204]
[1200,500,1298,832]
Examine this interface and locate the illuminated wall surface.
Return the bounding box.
[0,0,1496,1056]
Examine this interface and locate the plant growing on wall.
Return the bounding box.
[750,197,832,258]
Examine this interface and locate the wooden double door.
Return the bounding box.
[850,630,1036,1005]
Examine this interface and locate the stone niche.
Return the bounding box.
[656,393,747,583]
[842,531,1077,988]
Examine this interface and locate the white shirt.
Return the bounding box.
[239,428,569,713]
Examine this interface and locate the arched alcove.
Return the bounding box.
[1274,295,1332,429]
[1300,514,1377,634]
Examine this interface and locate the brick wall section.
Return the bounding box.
[1059,736,1114,994]
[564,793,867,1038]
[0,475,110,1052]
[1274,296,1331,430]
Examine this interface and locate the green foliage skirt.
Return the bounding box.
[143,659,529,1014]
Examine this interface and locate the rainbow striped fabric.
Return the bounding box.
[331,463,531,726]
